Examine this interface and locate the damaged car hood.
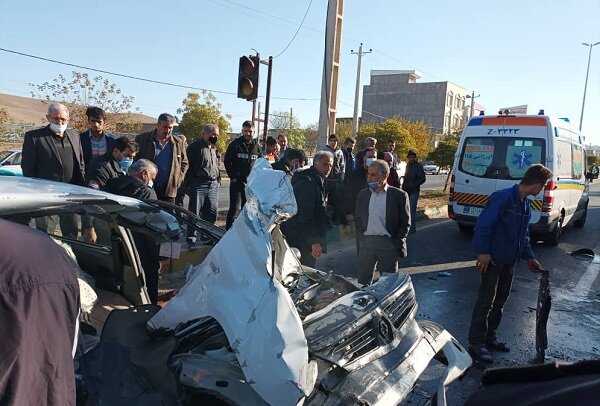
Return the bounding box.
[148,159,317,406]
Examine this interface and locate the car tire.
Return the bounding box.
[573,204,587,228]
[544,214,564,246]
[458,223,474,233]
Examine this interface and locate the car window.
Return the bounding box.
[28,214,113,248]
[0,151,13,163]
[459,137,545,179]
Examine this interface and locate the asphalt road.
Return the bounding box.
[316,182,600,404]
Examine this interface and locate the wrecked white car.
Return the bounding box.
[0,161,471,405]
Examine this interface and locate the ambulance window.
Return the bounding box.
[460,138,495,176]
[555,140,573,178]
[572,144,583,179]
[505,139,544,179]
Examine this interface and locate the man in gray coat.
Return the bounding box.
[355,159,411,285]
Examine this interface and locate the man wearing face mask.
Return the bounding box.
[344,147,377,224]
[87,136,138,190]
[272,148,306,178]
[224,120,262,230]
[184,124,221,246]
[21,103,85,238]
[355,160,411,285]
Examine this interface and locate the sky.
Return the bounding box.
[0,0,599,143]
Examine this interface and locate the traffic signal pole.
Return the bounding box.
[262,56,273,147]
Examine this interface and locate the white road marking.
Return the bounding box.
[573,260,600,298]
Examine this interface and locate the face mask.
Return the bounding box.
[368,181,380,191]
[208,136,218,144]
[49,123,67,134]
[147,179,154,188]
[365,157,375,166]
[119,158,133,173]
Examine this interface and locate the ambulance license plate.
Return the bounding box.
[462,206,483,216]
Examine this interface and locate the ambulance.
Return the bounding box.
[448,112,589,245]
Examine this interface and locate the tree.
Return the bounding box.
[0,107,8,135]
[29,71,141,133]
[428,135,459,168]
[269,110,305,148]
[177,92,231,153]
[355,117,433,158]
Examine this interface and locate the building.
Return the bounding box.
[361,70,469,135]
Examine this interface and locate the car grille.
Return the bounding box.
[330,324,378,363]
[383,286,417,329]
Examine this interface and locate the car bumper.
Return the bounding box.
[312,319,472,406]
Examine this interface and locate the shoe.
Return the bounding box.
[469,344,493,363]
[486,339,511,352]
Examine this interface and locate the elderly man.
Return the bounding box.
[282,150,333,267]
[21,102,85,237]
[355,159,411,285]
[135,113,188,203]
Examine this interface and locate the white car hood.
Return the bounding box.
[148,159,317,405]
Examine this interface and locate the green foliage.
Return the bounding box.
[428,135,460,168]
[177,92,231,153]
[29,71,139,133]
[355,116,433,158]
[587,155,599,166]
[269,110,305,149]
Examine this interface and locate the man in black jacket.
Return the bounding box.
[281,150,333,267]
[105,159,166,304]
[402,150,426,233]
[272,149,305,178]
[87,136,138,189]
[224,120,262,230]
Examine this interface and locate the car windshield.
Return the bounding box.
[0,150,14,163]
[459,137,545,179]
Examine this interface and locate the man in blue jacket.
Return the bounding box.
[468,164,553,363]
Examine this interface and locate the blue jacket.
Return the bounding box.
[472,184,535,265]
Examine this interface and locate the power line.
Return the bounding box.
[273,0,314,58]
[0,47,320,101]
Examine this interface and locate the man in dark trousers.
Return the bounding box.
[402,150,426,233]
[21,102,85,238]
[355,159,411,285]
[135,113,188,203]
[0,219,79,406]
[344,147,377,223]
[468,164,552,363]
[224,120,262,230]
[185,124,221,246]
[87,136,138,189]
[282,150,333,267]
[105,159,167,304]
[79,106,115,176]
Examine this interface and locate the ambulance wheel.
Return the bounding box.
[458,223,474,233]
[573,205,588,228]
[544,215,564,246]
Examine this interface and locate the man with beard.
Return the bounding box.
[224,120,262,230]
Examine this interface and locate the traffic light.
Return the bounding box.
[238,55,260,101]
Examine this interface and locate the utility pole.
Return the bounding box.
[351,43,371,137]
[318,0,345,148]
[262,56,273,147]
[580,41,600,131]
[467,91,480,118]
[290,107,293,130]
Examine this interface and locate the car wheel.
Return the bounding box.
[458,223,474,233]
[573,204,588,228]
[544,214,564,246]
[435,170,440,175]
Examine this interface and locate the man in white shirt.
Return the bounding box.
[354,159,411,285]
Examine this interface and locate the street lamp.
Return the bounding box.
[580,41,600,131]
